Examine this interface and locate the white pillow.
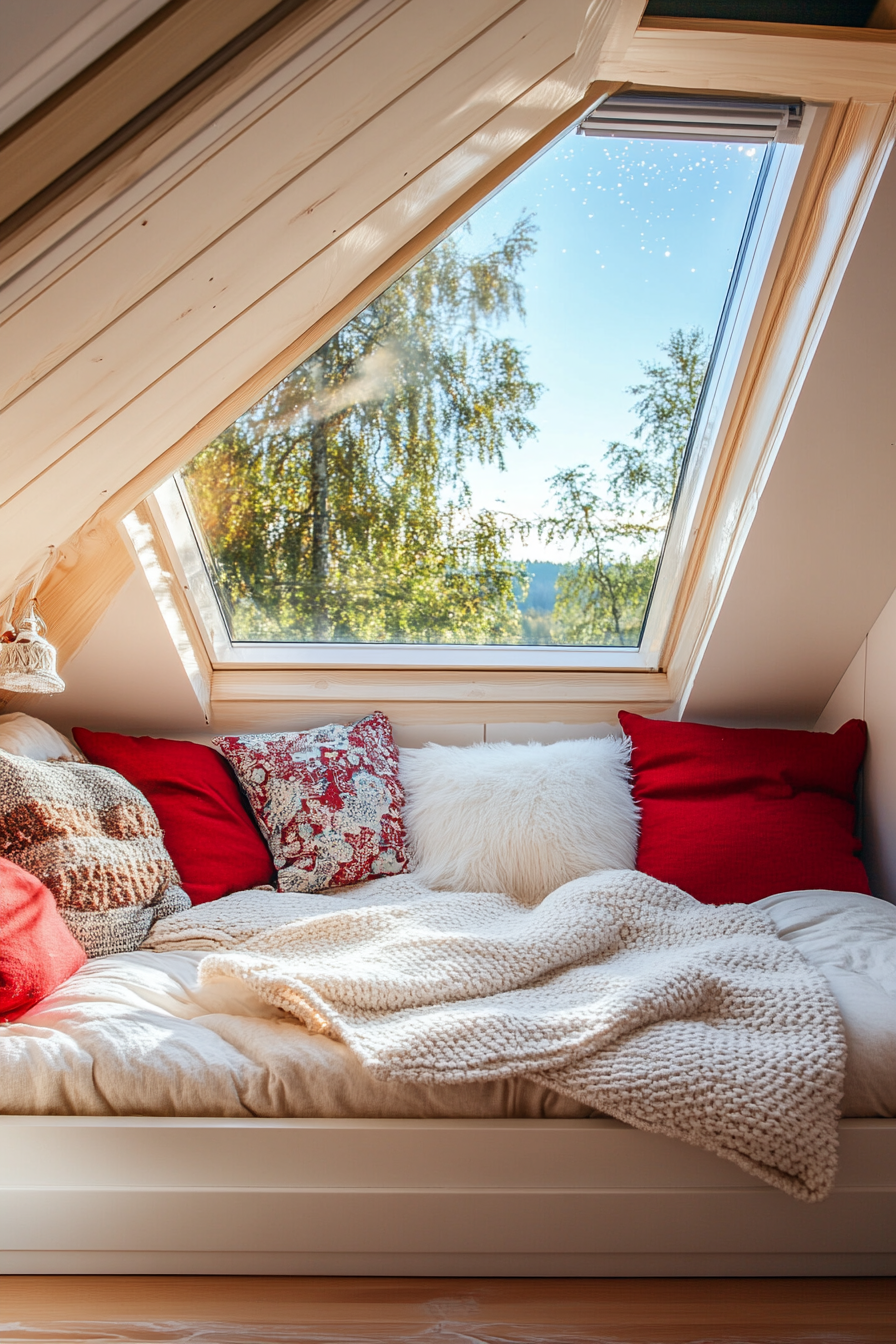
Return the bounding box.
[400,736,638,904]
[0,712,84,762]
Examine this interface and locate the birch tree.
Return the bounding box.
[184,218,541,644]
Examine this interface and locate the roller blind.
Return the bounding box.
[578,93,804,145]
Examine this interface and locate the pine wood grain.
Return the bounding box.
[0,0,377,271]
[0,3,607,609]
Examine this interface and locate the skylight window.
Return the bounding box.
[169,98,800,658]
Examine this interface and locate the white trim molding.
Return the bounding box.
[0,1116,893,1276]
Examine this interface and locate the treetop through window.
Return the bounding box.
[179,107,770,649]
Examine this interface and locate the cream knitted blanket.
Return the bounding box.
[185,870,845,1200]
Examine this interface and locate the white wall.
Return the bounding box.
[17,571,210,740]
[816,585,896,904]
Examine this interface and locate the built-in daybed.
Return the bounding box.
[2,924,895,1277]
[3,0,896,1286]
[1,713,894,1276]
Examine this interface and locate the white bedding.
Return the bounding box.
[756,888,896,1118]
[1,886,894,1121]
[0,944,592,1119]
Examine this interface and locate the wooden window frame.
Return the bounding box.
[132,97,850,730]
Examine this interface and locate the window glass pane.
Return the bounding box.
[181,126,766,646]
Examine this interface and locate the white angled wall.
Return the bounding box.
[682,145,896,730]
[17,571,211,740]
[817,585,896,905]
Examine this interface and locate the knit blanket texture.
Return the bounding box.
[179,869,845,1201]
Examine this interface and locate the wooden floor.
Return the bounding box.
[0,1277,893,1343]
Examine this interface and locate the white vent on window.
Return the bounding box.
[578,93,804,145]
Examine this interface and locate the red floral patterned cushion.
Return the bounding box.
[214,712,408,893]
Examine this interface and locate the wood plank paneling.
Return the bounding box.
[0,7,583,440]
[1,0,515,405]
[0,0,378,274]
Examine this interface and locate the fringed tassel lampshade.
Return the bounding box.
[0,549,65,695]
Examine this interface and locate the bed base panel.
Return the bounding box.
[1,1117,893,1276]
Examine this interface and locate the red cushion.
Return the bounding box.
[0,858,86,1021]
[617,712,870,905]
[72,728,274,905]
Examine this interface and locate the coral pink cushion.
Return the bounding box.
[72,728,274,905]
[0,857,86,1021]
[215,712,408,894]
[618,712,870,905]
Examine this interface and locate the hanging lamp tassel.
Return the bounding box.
[0,548,65,694]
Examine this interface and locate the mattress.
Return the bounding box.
[1,887,894,1119]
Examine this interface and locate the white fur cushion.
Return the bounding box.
[0,712,83,762]
[399,736,639,904]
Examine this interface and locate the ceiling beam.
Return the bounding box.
[599,15,896,102]
[0,0,315,230]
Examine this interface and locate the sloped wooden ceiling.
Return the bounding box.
[1,0,896,688]
[0,0,646,626]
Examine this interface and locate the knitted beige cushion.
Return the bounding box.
[0,748,187,955]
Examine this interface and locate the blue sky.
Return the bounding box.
[457,128,765,560]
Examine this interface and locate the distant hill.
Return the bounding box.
[513,560,562,613]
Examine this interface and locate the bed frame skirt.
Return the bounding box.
[0,1116,893,1276]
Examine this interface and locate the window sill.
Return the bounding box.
[209,665,672,730]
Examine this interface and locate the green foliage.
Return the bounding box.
[605,325,710,510]
[183,217,542,643]
[183,221,709,649]
[544,326,710,646]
